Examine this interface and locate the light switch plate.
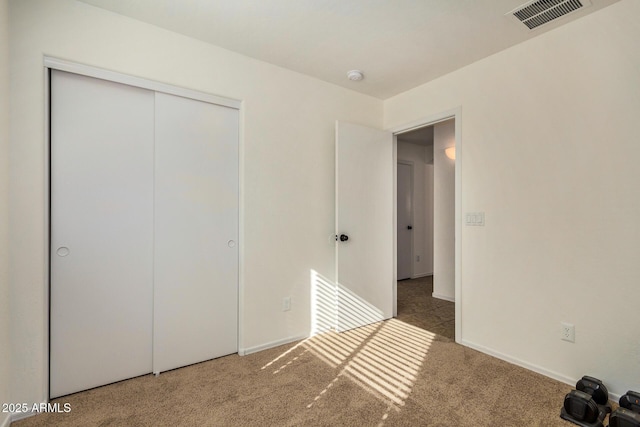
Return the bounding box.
[465,212,485,226]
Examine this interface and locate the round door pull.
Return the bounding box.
[56,247,70,257]
[407,225,413,230]
[339,234,349,242]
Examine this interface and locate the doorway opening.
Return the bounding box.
[393,118,456,340]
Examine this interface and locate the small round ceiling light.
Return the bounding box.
[347,70,364,81]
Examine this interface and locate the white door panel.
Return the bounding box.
[336,121,393,332]
[397,163,413,280]
[50,70,154,398]
[153,92,239,373]
[50,70,240,396]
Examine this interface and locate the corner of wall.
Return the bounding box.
[1,0,12,422]
[432,120,455,300]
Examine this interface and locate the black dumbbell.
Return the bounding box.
[610,408,640,427]
[560,376,611,427]
[610,391,640,427]
[620,391,640,413]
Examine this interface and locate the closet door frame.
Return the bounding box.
[43,57,244,400]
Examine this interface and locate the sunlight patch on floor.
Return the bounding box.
[342,319,434,409]
[302,323,378,369]
[264,318,434,426]
[261,269,435,425]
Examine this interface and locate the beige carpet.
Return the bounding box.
[396,276,454,340]
[14,280,574,427]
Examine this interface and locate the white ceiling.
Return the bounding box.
[78,0,618,99]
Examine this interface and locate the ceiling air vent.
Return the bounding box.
[507,0,590,30]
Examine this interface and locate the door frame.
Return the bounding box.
[396,160,415,281]
[43,57,245,400]
[387,107,462,343]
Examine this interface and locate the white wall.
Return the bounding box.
[397,141,433,277]
[384,0,640,397]
[1,0,11,425]
[432,120,455,301]
[9,0,382,406]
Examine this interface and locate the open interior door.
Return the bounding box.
[335,121,394,332]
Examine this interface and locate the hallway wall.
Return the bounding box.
[384,0,640,397]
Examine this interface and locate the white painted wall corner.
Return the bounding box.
[431,293,455,302]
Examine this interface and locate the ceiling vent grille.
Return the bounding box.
[508,0,589,30]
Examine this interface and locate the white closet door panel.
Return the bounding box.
[50,71,154,398]
[154,92,239,373]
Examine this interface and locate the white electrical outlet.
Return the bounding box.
[561,322,575,343]
[282,297,291,312]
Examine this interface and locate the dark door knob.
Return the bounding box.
[339,234,349,242]
[407,225,413,230]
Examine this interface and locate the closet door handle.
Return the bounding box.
[56,247,70,257]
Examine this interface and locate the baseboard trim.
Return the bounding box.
[411,273,432,279]
[432,293,455,302]
[6,402,84,425]
[460,339,574,386]
[11,412,34,422]
[7,406,41,424]
[0,413,10,427]
[459,339,622,401]
[239,334,307,356]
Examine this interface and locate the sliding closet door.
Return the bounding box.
[50,71,154,398]
[153,92,239,373]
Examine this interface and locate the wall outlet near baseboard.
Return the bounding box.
[282,297,291,312]
[416,255,420,262]
[561,322,575,343]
